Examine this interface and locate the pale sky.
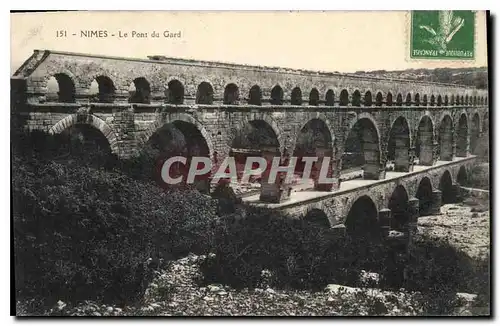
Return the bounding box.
[11,11,488,75]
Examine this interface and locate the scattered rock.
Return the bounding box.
[360,270,380,286]
[387,230,405,238]
[325,284,359,294]
[56,300,66,310]
[456,292,478,303]
[208,285,221,292]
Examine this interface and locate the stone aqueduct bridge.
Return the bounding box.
[12,50,489,234]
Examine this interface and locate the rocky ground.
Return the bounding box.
[30,193,489,317]
[42,253,426,317]
[417,198,490,260]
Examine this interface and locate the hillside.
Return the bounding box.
[353,67,488,89]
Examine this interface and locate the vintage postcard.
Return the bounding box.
[11,11,490,317]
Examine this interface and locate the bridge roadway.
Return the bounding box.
[242,155,477,232]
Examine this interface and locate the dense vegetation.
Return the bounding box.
[12,129,490,315]
[12,130,217,309]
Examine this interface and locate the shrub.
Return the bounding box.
[467,164,490,190]
[201,206,490,315]
[400,235,490,315]
[201,206,390,290]
[12,131,217,309]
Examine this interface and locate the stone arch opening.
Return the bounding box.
[46,73,76,103]
[439,170,455,204]
[405,93,412,105]
[437,95,443,106]
[457,166,468,186]
[352,90,361,106]
[293,118,334,189]
[166,79,185,104]
[270,85,284,105]
[291,87,303,105]
[388,185,410,231]
[340,89,349,106]
[471,113,480,155]
[451,95,455,106]
[345,195,380,241]
[325,89,334,106]
[473,96,477,105]
[422,94,428,106]
[58,124,113,163]
[387,116,411,172]
[89,75,115,103]
[224,83,239,104]
[147,120,212,193]
[465,95,469,106]
[416,177,434,216]
[231,119,280,154]
[293,118,333,156]
[456,113,468,157]
[415,115,434,166]
[196,81,214,105]
[461,95,465,105]
[248,85,262,105]
[62,124,111,152]
[309,88,320,106]
[438,115,453,161]
[152,120,210,156]
[444,95,449,106]
[455,94,460,105]
[386,92,393,106]
[129,77,151,104]
[304,209,331,228]
[230,119,280,190]
[342,117,381,179]
[396,93,403,106]
[430,95,436,106]
[375,92,383,106]
[364,91,373,106]
[414,93,420,106]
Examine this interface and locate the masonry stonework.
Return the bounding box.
[11,50,489,235]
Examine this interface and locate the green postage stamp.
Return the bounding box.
[410,10,475,60]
